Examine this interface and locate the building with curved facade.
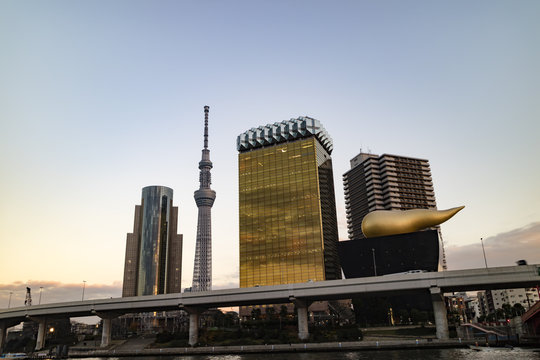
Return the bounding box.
[122,186,183,297]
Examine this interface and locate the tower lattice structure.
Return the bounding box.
[192,106,216,291]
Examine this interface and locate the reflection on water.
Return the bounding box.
[74,348,540,360]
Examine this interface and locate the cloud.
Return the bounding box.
[0,274,239,310]
[213,271,239,290]
[0,277,239,324]
[446,222,540,270]
[0,280,122,309]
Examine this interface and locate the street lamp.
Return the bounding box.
[480,238,488,268]
[8,291,13,309]
[372,248,377,276]
[82,280,86,301]
[39,287,43,305]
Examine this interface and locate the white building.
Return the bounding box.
[476,288,539,317]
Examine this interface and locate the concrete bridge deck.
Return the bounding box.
[1,264,538,350]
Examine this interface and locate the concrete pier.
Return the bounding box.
[0,324,6,352]
[297,302,309,340]
[430,287,449,339]
[100,317,112,347]
[35,319,47,350]
[290,298,310,340]
[185,307,205,346]
[93,311,121,348]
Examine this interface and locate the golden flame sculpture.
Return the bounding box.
[361,206,465,238]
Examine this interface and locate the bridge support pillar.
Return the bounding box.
[184,307,205,347]
[189,312,199,346]
[0,324,7,353]
[35,319,47,350]
[291,298,310,340]
[430,287,449,339]
[100,317,112,348]
[92,312,121,348]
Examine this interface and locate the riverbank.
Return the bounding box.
[68,339,474,357]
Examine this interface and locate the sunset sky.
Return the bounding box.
[1,0,539,309]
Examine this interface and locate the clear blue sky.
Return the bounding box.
[1,0,539,305]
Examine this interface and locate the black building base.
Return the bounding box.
[338,230,440,278]
[338,230,440,316]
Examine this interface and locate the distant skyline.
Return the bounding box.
[1,1,539,309]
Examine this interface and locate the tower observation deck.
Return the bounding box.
[192,106,216,291]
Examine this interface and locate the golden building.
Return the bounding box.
[237,117,341,290]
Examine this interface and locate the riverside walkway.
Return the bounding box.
[68,338,474,357]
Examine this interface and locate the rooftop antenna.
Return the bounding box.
[203,105,209,149]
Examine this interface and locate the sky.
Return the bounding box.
[1,0,539,310]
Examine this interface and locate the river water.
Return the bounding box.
[76,348,540,359]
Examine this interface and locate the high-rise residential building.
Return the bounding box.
[122,186,183,297]
[343,152,436,239]
[342,152,448,269]
[237,117,341,289]
[192,106,216,292]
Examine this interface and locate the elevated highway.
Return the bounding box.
[1,264,538,349]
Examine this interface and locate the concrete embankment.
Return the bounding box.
[69,339,474,357]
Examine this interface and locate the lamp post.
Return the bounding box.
[8,291,13,309]
[82,280,86,301]
[39,287,43,305]
[372,248,377,276]
[49,327,55,344]
[480,238,488,268]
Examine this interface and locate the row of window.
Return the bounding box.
[240,155,315,168]
[239,138,328,288]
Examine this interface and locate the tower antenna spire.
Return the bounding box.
[204,105,209,149]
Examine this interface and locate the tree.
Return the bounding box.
[398,309,409,324]
[495,308,505,321]
[279,305,288,319]
[411,309,429,325]
[251,308,262,321]
[279,305,288,329]
[265,306,276,320]
[512,303,526,316]
[502,303,513,319]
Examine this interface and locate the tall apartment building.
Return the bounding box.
[343,153,436,239]
[122,186,183,297]
[237,117,341,289]
[343,152,446,268]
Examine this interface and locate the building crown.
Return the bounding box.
[236,116,333,154]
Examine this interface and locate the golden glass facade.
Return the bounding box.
[239,137,339,288]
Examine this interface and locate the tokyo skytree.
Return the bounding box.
[192,106,216,292]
